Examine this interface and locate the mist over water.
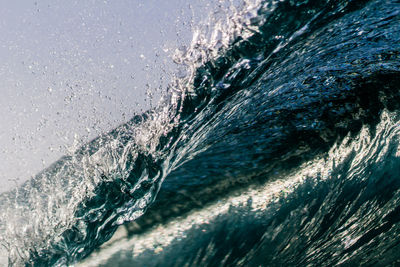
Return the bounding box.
[1,0,400,266]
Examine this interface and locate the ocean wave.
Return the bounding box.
[80,110,400,266]
[1,0,400,265]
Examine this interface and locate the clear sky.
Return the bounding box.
[0,0,215,191]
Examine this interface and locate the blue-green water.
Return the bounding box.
[1,0,400,266]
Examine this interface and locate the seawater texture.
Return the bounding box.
[1,0,400,266]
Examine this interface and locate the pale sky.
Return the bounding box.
[0,0,214,191]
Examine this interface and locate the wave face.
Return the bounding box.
[1,0,400,266]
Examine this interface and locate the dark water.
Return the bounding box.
[1,0,400,266]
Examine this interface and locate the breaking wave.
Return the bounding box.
[1,0,400,266]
